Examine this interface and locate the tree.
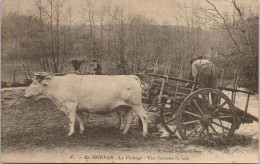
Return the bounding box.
[26,0,74,73]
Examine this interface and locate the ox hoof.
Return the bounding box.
[66,133,74,137]
[80,130,84,134]
[142,133,149,137]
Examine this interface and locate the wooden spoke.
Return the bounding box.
[199,93,208,110]
[212,94,219,106]
[212,121,230,131]
[163,111,172,114]
[186,124,201,137]
[209,124,217,133]
[209,92,212,105]
[198,126,206,137]
[182,120,200,125]
[206,126,209,133]
[212,101,227,114]
[192,99,203,114]
[165,117,177,124]
[204,93,210,107]
[200,126,206,133]
[183,110,202,119]
[214,115,233,119]
[219,101,228,108]
[219,119,225,133]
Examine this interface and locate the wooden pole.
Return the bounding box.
[166,57,171,82]
[231,70,237,103]
[158,56,170,105]
[148,73,195,84]
[150,57,159,87]
[233,72,240,103]
[218,69,225,105]
[175,61,184,98]
[220,69,225,87]
[244,70,256,117]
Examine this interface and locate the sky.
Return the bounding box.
[2,0,258,26]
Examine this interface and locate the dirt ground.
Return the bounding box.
[1,87,259,163]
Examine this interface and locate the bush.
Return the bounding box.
[1,80,11,88]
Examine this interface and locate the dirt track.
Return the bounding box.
[1,88,258,163]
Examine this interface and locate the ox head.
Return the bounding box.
[24,71,53,100]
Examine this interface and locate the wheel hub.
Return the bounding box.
[201,114,213,125]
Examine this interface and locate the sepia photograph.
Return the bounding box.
[1,0,259,163]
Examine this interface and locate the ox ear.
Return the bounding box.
[40,75,53,86]
[45,74,53,79]
[41,79,49,86]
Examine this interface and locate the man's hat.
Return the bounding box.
[190,53,203,64]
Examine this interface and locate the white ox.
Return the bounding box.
[24,72,148,137]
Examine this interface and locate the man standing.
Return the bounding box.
[188,53,218,89]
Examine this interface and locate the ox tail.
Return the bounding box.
[131,75,141,83]
[131,75,149,93]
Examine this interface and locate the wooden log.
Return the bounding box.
[218,87,255,95]
[166,90,189,97]
[151,83,191,94]
[148,73,194,84]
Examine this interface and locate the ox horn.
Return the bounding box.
[31,71,36,76]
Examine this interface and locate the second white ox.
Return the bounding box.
[24,73,148,137]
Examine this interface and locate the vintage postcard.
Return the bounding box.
[1,0,258,163]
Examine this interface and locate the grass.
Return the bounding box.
[1,88,257,156]
[1,89,184,154]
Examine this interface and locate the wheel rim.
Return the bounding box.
[177,88,237,140]
[160,104,178,135]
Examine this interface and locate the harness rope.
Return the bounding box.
[2,88,28,115]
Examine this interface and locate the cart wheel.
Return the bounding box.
[177,88,237,140]
[160,105,178,135]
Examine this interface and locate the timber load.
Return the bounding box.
[150,79,192,99]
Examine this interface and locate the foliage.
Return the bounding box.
[1,0,258,90]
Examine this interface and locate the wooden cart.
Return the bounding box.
[141,70,258,140]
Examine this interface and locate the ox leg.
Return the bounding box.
[122,110,134,134]
[116,111,121,129]
[118,109,126,130]
[132,106,148,137]
[66,102,77,136]
[119,114,126,130]
[76,112,84,134]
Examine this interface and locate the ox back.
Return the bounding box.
[44,74,142,113]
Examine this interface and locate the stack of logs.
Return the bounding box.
[151,79,192,101]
